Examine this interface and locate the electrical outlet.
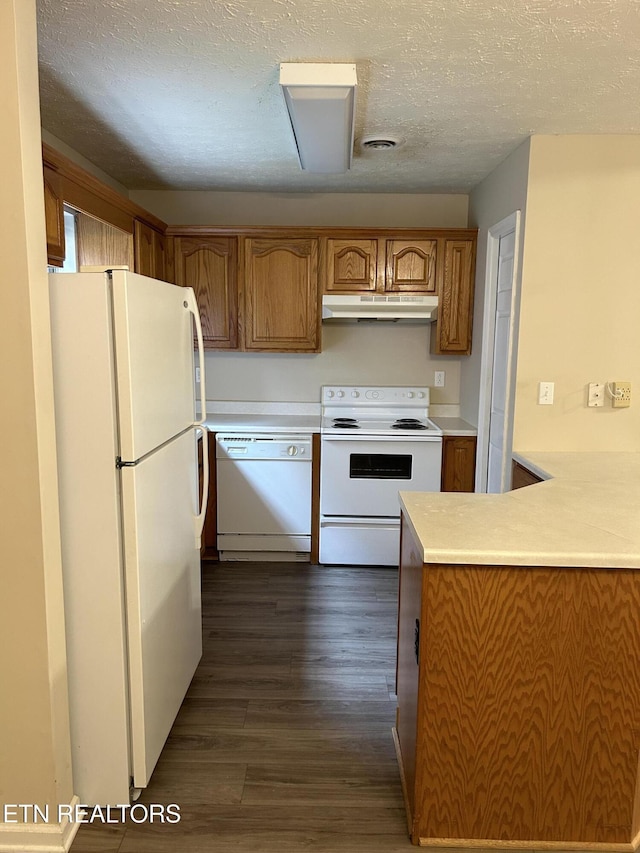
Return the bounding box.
[588,382,604,407]
[538,381,554,405]
[612,381,631,408]
[434,371,445,388]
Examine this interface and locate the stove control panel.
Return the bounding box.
[322,386,429,405]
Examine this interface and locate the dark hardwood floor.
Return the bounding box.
[70,561,414,852]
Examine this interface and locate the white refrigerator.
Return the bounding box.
[49,269,208,806]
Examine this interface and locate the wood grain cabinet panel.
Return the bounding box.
[43,164,65,267]
[134,219,168,281]
[199,431,218,561]
[385,239,437,292]
[511,459,543,490]
[173,236,239,350]
[432,238,475,355]
[396,514,640,849]
[243,237,320,352]
[440,435,476,492]
[133,219,154,276]
[324,239,377,292]
[76,211,134,271]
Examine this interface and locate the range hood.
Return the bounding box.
[322,294,438,322]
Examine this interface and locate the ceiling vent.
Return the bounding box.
[361,135,404,151]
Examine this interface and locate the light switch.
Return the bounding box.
[538,381,554,405]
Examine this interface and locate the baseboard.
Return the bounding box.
[0,795,81,852]
[417,839,635,851]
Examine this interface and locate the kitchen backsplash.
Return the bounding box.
[203,322,462,406]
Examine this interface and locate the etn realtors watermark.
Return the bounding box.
[2,803,181,824]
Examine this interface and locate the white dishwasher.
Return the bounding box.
[216,434,312,560]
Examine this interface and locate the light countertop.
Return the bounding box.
[201,402,475,436]
[400,451,640,569]
[430,416,476,436]
[204,413,320,434]
[201,401,321,435]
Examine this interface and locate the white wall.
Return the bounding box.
[513,135,640,452]
[204,322,460,406]
[130,189,468,228]
[1,0,73,837]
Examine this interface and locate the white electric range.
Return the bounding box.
[319,385,443,566]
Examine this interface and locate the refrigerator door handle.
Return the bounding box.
[185,287,207,424]
[194,426,209,547]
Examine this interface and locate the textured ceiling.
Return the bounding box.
[37,0,640,193]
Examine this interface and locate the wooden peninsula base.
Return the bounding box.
[395,512,640,850]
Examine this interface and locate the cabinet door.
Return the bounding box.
[173,236,238,350]
[385,239,437,292]
[441,436,477,492]
[43,165,65,267]
[432,239,475,355]
[76,212,134,271]
[154,231,167,282]
[244,237,320,352]
[199,432,218,560]
[134,220,168,281]
[323,239,377,292]
[134,220,155,277]
[511,460,542,490]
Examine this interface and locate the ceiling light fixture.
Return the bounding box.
[279,62,357,174]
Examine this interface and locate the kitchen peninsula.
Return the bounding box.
[396,452,640,850]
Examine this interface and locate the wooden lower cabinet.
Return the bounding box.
[511,459,543,489]
[395,513,640,849]
[440,435,476,492]
[199,431,218,561]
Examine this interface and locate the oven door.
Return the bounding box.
[320,435,442,517]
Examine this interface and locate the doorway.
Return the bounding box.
[476,211,522,493]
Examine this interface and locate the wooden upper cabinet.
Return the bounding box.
[432,238,476,355]
[173,236,239,350]
[385,239,437,292]
[324,239,377,292]
[76,211,134,271]
[134,219,167,281]
[243,237,320,352]
[43,165,65,267]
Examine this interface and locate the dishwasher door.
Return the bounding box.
[216,435,312,556]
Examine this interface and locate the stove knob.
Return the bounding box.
[351,390,360,398]
[287,445,298,456]
[326,390,334,399]
[418,391,425,399]
[407,391,415,399]
[336,390,345,398]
